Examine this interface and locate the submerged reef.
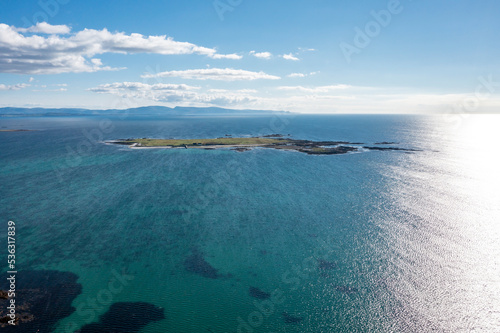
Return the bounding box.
[282,312,303,324]
[334,285,359,294]
[318,259,337,270]
[184,248,230,279]
[249,287,271,300]
[79,302,165,332]
[0,270,81,331]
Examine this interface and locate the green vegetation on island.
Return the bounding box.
[107,135,420,155]
[108,136,360,155]
[118,137,286,147]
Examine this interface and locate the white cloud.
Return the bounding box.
[16,22,71,34]
[29,83,68,92]
[32,88,67,92]
[29,77,35,82]
[250,51,272,59]
[237,89,258,93]
[195,93,257,106]
[287,73,306,78]
[282,53,299,61]
[141,68,280,81]
[90,58,103,66]
[89,82,199,93]
[89,82,200,103]
[0,23,240,74]
[287,71,319,78]
[88,81,259,106]
[207,88,257,93]
[298,47,316,52]
[210,53,242,60]
[0,83,30,90]
[278,84,351,93]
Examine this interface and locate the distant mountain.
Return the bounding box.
[0,106,291,116]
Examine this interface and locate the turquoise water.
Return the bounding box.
[0,114,499,332]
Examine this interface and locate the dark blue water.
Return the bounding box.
[0,114,499,332]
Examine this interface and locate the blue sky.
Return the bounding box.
[1,0,499,113]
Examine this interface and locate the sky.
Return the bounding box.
[0,0,499,113]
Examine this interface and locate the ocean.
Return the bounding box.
[0,114,499,332]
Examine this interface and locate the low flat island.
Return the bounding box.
[107,135,419,155]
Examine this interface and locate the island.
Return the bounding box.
[106,136,419,155]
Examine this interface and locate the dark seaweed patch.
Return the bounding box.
[318,259,337,270]
[0,270,81,331]
[249,287,270,300]
[79,302,165,333]
[184,248,221,279]
[282,312,303,324]
[335,285,358,294]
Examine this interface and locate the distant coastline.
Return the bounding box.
[0,129,34,132]
[0,106,292,117]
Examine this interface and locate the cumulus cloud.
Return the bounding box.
[141,68,280,81]
[0,83,30,90]
[88,82,200,103]
[250,51,272,59]
[194,93,257,106]
[277,84,351,93]
[88,81,258,106]
[89,82,199,93]
[0,23,241,74]
[16,22,71,34]
[282,53,299,61]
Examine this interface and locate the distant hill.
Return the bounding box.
[0,106,291,116]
